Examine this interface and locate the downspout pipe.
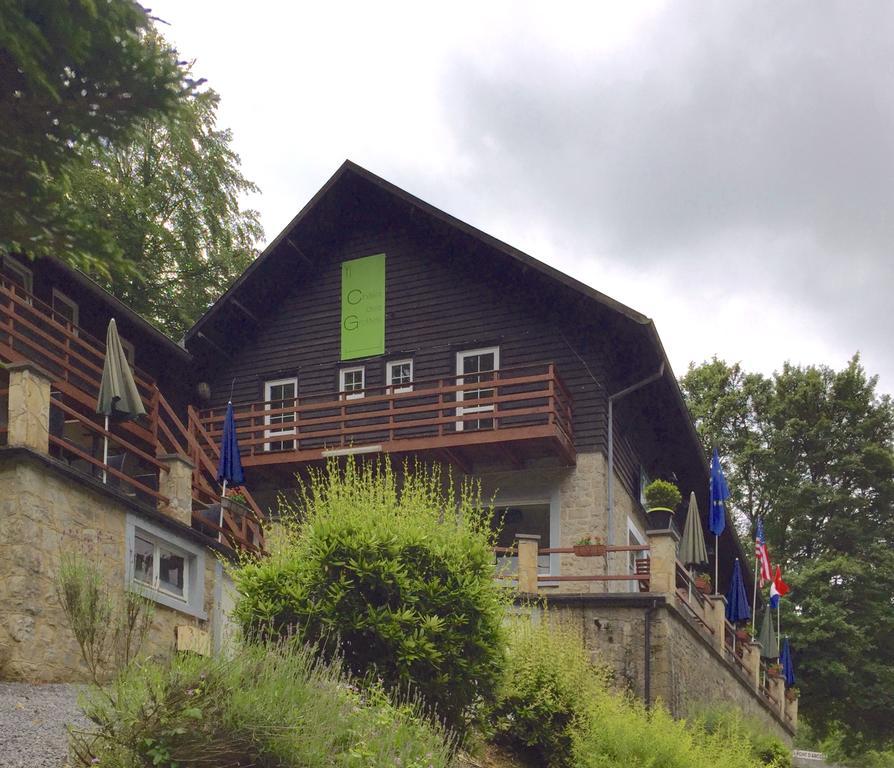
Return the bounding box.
[606,362,665,545]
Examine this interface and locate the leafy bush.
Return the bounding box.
[70,639,454,768]
[694,707,792,767]
[492,616,610,767]
[643,478,683,510]
[56,551,154,683]
[230,459,508,731]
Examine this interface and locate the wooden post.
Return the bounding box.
[516,533,541,595]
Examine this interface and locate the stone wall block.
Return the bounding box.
[516,534,540,594]
[6,361,52,453]
[157,453,195,525]
[705,595,727,652]
[646,528,680,595]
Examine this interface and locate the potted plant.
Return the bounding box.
[734,625,751,643]
[573,535,606,557]
[785,686,798,703]
[694,572,712,595]
[643,479,682,530]
[767,663,783,679]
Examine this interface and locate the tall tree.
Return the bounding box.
[68,87,263,338]
[0,0,195,276]
[681,356,894,751]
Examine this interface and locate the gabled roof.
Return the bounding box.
[186,160,653,343]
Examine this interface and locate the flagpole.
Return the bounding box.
[751,554,759,634]
[714,534,719,595]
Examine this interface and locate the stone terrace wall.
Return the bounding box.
[0,448,227,682]
[533,594,795,746]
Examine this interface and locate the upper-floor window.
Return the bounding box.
[386,359,413,393]
[1,255,33,294]
[340,366,365,399]
[639,466,651,508]
[264,377,297,451]
[456,347,499,431]
[51,288,79,334]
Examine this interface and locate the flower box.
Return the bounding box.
[573,543,607,557]
[694,575,712,594]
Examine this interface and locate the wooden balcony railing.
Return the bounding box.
[196,363,575,468]
[0,275,262,551]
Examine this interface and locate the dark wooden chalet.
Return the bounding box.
[183,160,749,588]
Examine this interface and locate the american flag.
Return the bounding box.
[755,517,772,587]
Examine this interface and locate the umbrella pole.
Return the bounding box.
[218,479,227,544]
[102,416,109,484]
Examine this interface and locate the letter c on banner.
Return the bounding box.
[347,289,363,305]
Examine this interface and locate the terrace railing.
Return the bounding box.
[195,363,574,466]
[0,275,262,551]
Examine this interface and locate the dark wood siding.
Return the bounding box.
[196,188,694,503]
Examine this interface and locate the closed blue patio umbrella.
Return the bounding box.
[216,401,245,540]
[780,637,796,688]
[725,558,751,624]
[217,401,244,494]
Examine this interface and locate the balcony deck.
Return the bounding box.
[0,275,262,552]
[195,363,576,472]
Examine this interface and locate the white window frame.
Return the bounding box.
[51,288,79,334]
[339,366,365,400]
[627,516,647,593]
[125,514,206,619]
[492,496,560,579]
[456,346,500,431]
[1,255,33,295]
[639,466,651,508]
[264,377,298,451]
[386,359,414,393]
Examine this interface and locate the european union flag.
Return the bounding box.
[709,448,730,537]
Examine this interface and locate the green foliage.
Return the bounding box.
[70,639,454,768]
[69,87,262,337]
[492,617,610,767]
[643,478,683,510]
[230,459,509,731]
[0,1,194,274]
[55,551,154,684]
[681,355,894,750]
[491,619,785,768]
[694,707,792,767]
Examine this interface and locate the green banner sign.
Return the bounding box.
[341,253,385,360]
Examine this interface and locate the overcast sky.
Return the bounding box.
[151,0,892,394]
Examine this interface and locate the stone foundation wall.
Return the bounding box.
[0,449,231,682]
[536,594,795,745]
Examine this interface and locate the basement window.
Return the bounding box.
[126,515,206,619]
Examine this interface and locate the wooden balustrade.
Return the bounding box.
[196,363,575,466]
[0,276,262,552]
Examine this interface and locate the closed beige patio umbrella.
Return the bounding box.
[96,318,145,482]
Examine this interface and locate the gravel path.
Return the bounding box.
[0,683,89,768]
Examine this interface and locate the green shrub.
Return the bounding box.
[70,639,454,768]
[230,459,509,731]
[695,707,792,767]
[492,616,610,767]
[643,478,683,510]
